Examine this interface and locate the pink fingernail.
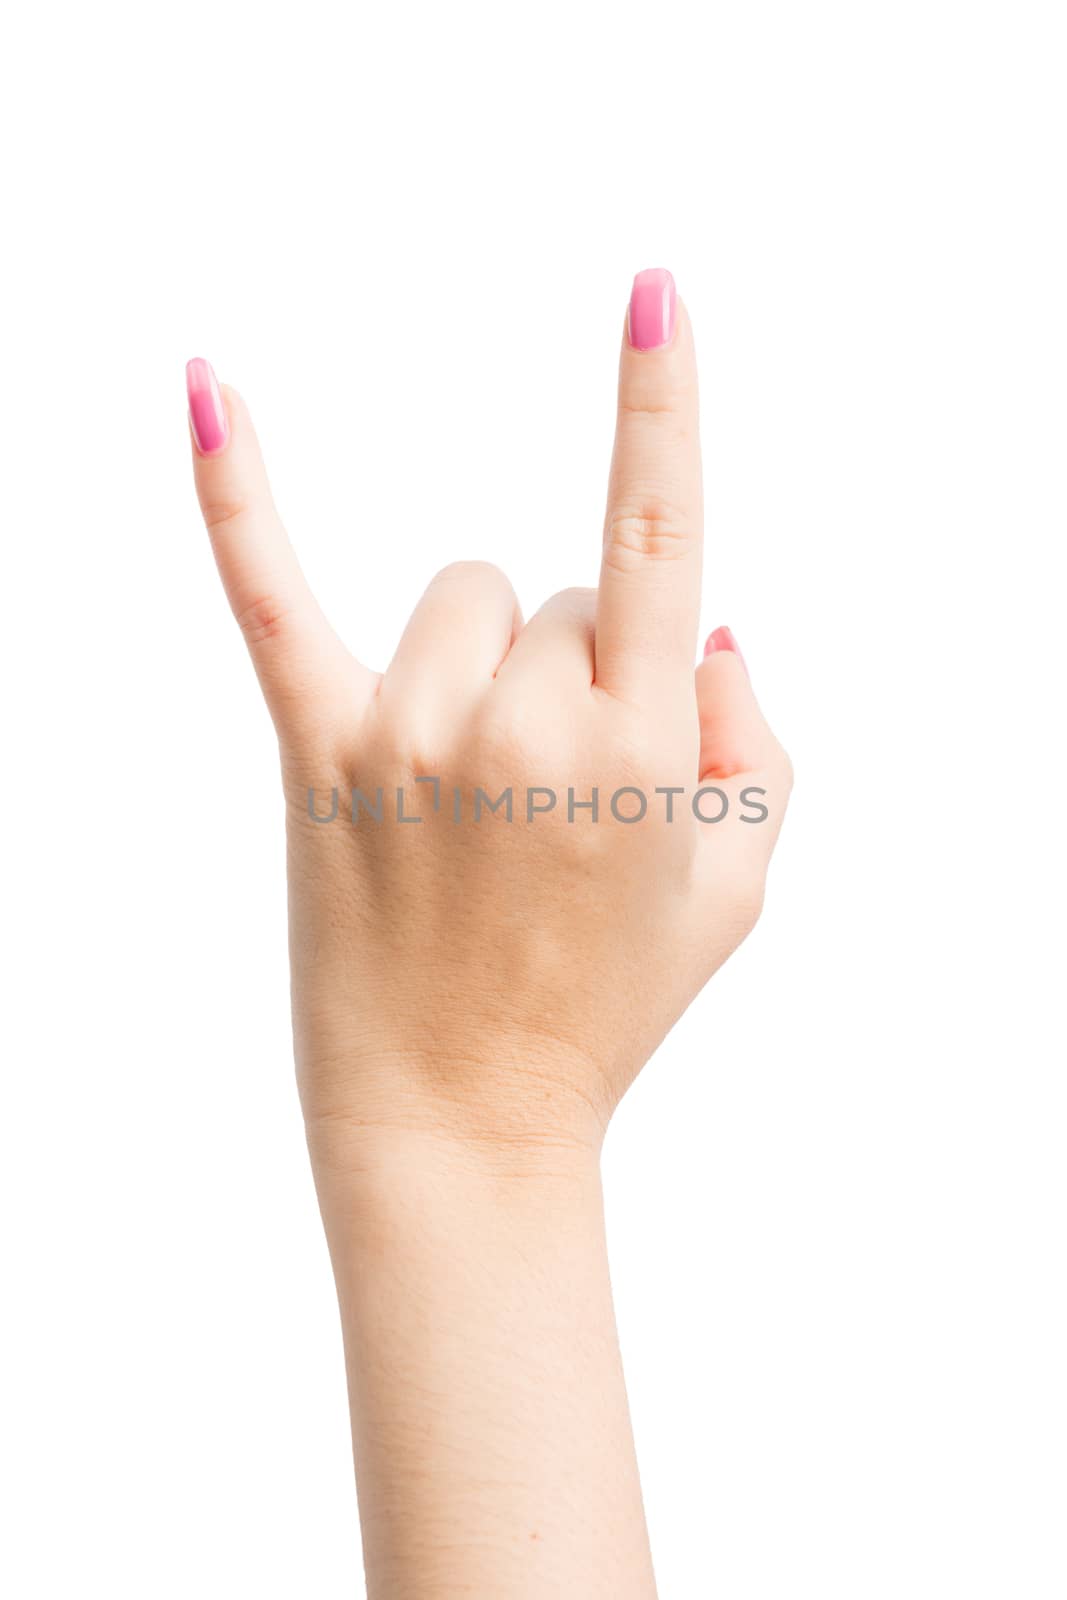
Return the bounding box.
[186,358,228,455]
[703,625,748,676]
[628,267,677,351]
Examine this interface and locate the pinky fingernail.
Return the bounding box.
[703,625,748,676]
[186,358,228,455]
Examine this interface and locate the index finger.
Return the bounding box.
[595,269,703,702]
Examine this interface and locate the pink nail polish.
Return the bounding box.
[186,358,228,455]
[628,268,677,351]
[703,625,748,675]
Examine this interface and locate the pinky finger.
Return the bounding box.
[187,360,371,744]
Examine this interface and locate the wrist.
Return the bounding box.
[296,1038,613,1183]
[307,1112,603,1196]
[305,1118,605,1252]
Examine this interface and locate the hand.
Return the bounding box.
[187,271,791,1166]
[188,270,792,1599]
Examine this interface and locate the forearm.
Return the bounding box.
[310,1126,657,1600]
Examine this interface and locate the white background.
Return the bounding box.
[2,2,1064,1594]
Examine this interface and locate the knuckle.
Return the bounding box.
[233,593,293,649]
[554,585,596,607]
[545,586,597,625]
[618,401,694,444]
[723,870,766,937]
[603,497,694,570]
[618,364,697,428]
[433,559,510,590]
[760,736,794,798]
[200,495,252,536]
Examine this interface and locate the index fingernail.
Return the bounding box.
[628,268,677,351]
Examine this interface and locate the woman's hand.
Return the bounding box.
[188,271,791,1598]
[188,270,791,1167]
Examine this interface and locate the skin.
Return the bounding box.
[190,293,791,1597]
